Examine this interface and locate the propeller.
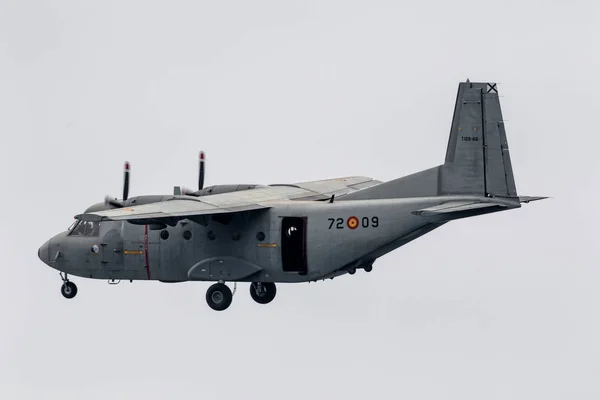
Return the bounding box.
[123,161,130,200]
[174,150,206,196]
[198,151,205,190]
[104,161,130,209]
[104,150,206,208]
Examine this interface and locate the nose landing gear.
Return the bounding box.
[59,273,77,299]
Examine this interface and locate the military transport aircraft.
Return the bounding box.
[38,81,546,311]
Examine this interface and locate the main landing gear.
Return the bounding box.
[60,272,77,299]
[205,283,233,311]
[249,282,276,304]
[204,281,278,311]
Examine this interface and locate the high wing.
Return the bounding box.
[290,176,382,199]
[76,176,381,223]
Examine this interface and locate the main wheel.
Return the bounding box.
[206,283,233,311]
[250,282,276,304]
[61,281,77,299]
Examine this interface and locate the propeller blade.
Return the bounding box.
[123,161,130,201]
[198,151,205,190]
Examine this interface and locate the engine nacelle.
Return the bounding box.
[193,184,267,197]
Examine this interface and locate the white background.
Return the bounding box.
[1,1,598,399]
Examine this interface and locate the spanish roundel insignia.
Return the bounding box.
[347,216,359,230]
[91,244,99,254]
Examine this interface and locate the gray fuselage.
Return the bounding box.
[39,197,453,283]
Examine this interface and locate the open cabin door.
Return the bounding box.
[281,217,307,274]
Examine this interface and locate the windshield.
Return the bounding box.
[68,220,100,237]
[68,220,78,231]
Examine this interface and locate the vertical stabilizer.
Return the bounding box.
[339,80,520,201]
[441,81,517,197]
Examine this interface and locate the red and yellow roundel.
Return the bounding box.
[346,216,359,230]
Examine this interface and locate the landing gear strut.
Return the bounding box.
[250,282,277,304]
[206,283,233,311]
[60,272,77,299]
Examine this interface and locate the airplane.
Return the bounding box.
[38,80,547,311]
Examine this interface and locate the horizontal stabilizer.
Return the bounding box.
[519,196,549,203]
[412,199,519,217]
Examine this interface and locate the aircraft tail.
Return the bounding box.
[341,80,527,201]
[440,80,516,197]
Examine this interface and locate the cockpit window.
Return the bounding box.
[68,220,100,237]
[68,220,78,231]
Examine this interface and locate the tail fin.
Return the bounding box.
[340,80,520,201]
[440,80,517,197]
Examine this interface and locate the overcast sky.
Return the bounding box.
[1,0,599,399]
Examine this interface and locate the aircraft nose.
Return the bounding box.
[38,240,50,264]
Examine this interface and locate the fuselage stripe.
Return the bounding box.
[144,224,151,279]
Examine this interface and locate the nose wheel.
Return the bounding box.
[59,273,77,299]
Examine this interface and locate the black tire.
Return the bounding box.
[206,283,233,311]
[249,282,276,304]
[364,265,373,272]
[61,281,77,299]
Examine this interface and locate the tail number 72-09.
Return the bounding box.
[328,216,379,230]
